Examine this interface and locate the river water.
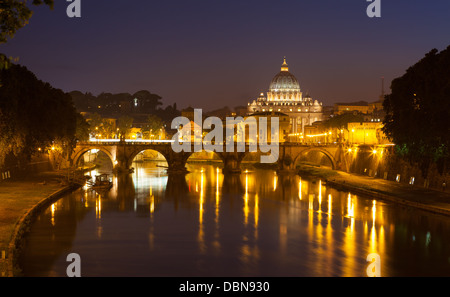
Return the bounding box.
[19,162,450,277]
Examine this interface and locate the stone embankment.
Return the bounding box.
[298,166,450,216]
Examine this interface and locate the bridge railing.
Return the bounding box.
[77,140,343,149]
[79,139,176,145]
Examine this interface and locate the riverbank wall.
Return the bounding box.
[298,164,450,217]
[337,145,449,193]
[325,178,450,216]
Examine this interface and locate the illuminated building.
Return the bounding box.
[347,122,388,145]
[248,58,323,135]
[243,111,291,143]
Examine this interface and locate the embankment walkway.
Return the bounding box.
[319,170,450,216]
[0,172,73,277]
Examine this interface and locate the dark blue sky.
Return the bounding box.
[1,0,449,110]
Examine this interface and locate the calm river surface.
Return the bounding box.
[20,162,450,277]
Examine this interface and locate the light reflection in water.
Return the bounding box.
[19,163,450,277]
[328,194,332,216]
[215,167,220,223]
[318,179,322,213]
[273,173,277,191]
[254,193,259,232]
[298,178,302,200]
[198,168,205,253]
[150,187,155,215]
[244,171,249,226]
[50,203,56,226]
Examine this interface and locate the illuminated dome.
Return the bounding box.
[269,58,301,91]
[247,57,324,135]
[267,57,302,101]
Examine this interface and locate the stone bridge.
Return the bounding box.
[70,140,348,175]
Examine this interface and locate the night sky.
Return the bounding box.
[1,0,449,111]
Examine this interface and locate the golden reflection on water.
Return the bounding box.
[105,164,389,276]
[96,196,101,219]
[244,171,249,226]
[328,194,332,216]
[22,162,450,277]
[254,193,259,232]
[298,178,302,200]
[50,202,58,229]
[318,180,322,213]
[273,173,277,191]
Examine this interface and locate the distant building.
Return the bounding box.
[334,101,370,115]
[248,58,323,135]
[333,98,385,118]
[244,111,291,143]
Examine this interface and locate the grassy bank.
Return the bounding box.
[0,172,67,276]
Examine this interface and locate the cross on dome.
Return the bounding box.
[281,57,289,72]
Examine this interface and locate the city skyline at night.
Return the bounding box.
[2,0,450,280]
[1,1,450,110]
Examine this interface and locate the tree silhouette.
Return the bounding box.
[383,46,450,176]
[0,63,77,169]
[0,0,54,44]
[117,116,134,139]
[144,114,164,139]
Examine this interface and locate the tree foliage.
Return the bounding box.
[0,62,78,169]
[69,90,180,130]
[70,90,165,115]
[143,114,164,139]
[383,46,450,176]
[83,112,117,139]
[117,116,134,138]
[133,90,163,113]
[75,113,90,142]
[0,0,54,44]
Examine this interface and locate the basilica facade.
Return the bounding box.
[247,58,323,135]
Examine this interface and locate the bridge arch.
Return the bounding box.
[186,150,225,165]
[72,147,115,168]
[126,147,170,169]
[293,147,337,170]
